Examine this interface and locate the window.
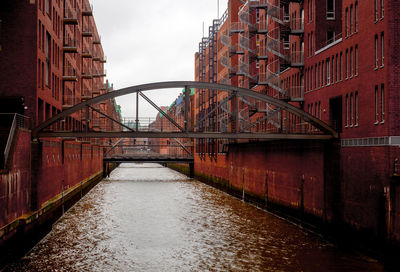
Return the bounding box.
[381,84,385,122]
[345,94,349,127]
[381,32,384,67]
[335,54,338,82]
[381,0,384,19]
[45,32,50,86]
[350,5,353,34]
[350,93,354,126]
[327,0,335,19]
[355,92,358,126]
[311,66,313,90]
[311,0,313,21]
[350,47,353,77]
[355,45,358,75]
[345,49,349,79]
[345,8,349,36]
[375,85,379,123]
[355,2,358,32]
[375,0,378,21]
[340,52,343,80]
[332,56,335,83]
[375,35,378,69]
[326,59,331,85]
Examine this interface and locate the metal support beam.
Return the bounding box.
[184,86,190,132]
[104,138,124,156]
[89,105,135,132]
[136,92,139,131]
[139,91,185,132]
[37,131,335,140]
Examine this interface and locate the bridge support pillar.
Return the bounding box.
[189,162,194,178]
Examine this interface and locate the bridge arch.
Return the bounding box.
[33,81,338,139]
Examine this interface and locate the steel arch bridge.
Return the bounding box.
[33,81,338,141]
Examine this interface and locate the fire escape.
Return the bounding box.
[266,0,304,102]
[198,19,220,160]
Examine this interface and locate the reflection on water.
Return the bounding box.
[5,163,383,271]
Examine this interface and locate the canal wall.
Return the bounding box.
[170,140,400,254]
[0,129,113,268]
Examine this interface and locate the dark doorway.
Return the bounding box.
[329,96,342,133]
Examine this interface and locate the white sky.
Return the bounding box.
[92,0,229,119]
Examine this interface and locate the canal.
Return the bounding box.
[4,163,384,271]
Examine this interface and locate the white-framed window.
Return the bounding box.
[326,59,331,85]
[340,52,343,80]
[381,32,384,67]
[332,56,335,83]
[327,0,335,19]
[375,35,378,69]
[335,54,339,82]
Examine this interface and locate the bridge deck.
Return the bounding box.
[104,154,193,163]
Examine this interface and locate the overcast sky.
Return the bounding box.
[92,0,229,120]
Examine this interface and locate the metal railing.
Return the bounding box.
[1,113,31,168]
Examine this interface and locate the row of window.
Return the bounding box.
[375,32,384,69]
[345,1,358,37]
[51,73,61,101]
[305,44,359,92]
[345,92,358,128]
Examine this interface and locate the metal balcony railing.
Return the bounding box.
[230,22,245,34]
[82,24,93,36]
[290,17,304,34]
[63,37,78,52]
[63,95,80,108]
[82,43,92,57]
[64,7,78,24]
[249,0,268,8]
[63,65,77,81]
[290,50,304,67]
[82,66,92,78]
[239,34,257,55]
[257,45,268,59]
[81,88,92,100]
[82,2,93,16]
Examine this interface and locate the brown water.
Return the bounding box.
[5,163,384,271]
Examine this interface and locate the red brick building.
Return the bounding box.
[194,0,400,246]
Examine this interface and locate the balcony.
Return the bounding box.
[239,34,257,55]
[82,44,92,58]
[63,65,78,81]
[81,88,92,100]
[62,94,80,109]
[290,18,304,35]
[82,2,93,16]
[100,56,107,63]
[63,37,78,53]
[257,45,268,60]
[230,22,244,34]
[93,36,101,44]
[290,50,304,67]
[258,73,268,85]
[93,69,106,77]
[81,66,92,79]
[249,0,268,9]
[256,20,268,34]
[82,25,93,37]
[64,7,78,24]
